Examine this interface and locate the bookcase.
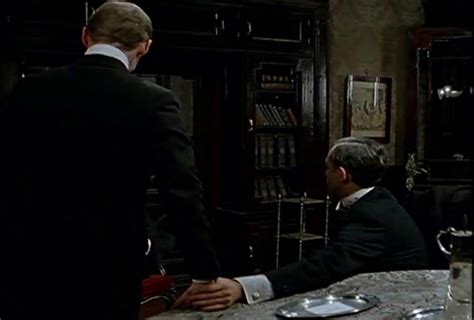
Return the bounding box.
[219,56,315,209]
[253,62,302,204]
[215,53,326,275]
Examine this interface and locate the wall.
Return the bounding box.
[328,0,424,164]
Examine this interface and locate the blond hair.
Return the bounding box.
[86,2,152,50]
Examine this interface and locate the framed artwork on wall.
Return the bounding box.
[345,75,392,143]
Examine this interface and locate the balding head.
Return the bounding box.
[86,2,152,50]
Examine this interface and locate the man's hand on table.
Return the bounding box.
[173,277,243,311]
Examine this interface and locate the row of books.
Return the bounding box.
[255,134,296,168]
[260,73,294,84]
[255,104,298,128]
[259,74,295,90]
[255,174,290,201]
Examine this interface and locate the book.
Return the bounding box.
[287,135,297,167]
[276,135,286,167]
[254,178,261,199]
[258,176,269,201]
[268,104,285,127]
[260,82,294,90]
[255,104,267,127]
[266,175,278,200]
[277,106,291,127]
[256,104,271,127]
[266,134,275,168]
[286,108,298,126]
[262,104,279,127]
[258,104,273,127]
[255,134,261,168]
[259,134,267,168]
[275,175,288,198]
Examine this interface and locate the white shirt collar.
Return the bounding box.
[84,44,130,70]
[336,187,375,211]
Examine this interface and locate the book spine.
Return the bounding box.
[266,175,278,200]
[268,104,285,127]
[258,176,269,201]
[255,104,267,128]
[275,175,288,198]
[266,134,275,168]
[287,135,297,167]
[286,108,298,126]
[259,134,267,168]
[255,134,261,168]
[277,106,290,127]
[262,104,279,127]
[254,178,261,199]
[277,135,286,168]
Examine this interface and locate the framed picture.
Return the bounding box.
[345,75,392,143]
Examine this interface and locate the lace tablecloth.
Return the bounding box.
[152,270,449,320]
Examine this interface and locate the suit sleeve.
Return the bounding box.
[0,81,24,208]
[265,214,386,298]
[147,88,220,280]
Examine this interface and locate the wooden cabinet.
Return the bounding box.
[239,8,313,54]
[251,61,304,203]
[6,1,319,56]
[220,57,316,209]
[409,28,473,179]
[214,53,326,274]
[137,2,236,51]
[6,2,91,55]
[137,2,315,54]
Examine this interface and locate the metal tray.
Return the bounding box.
[400,306,445,319]
[275,294,380,318]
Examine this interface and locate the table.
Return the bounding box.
[151,270,449,320]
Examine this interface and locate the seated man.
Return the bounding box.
[175,137,429,311]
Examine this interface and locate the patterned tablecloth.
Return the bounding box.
[151,270,449,320]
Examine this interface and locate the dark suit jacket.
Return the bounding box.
[0,55,219,319]
[266,187,428,298]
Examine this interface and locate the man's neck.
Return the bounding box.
[336,186,375,210]
[84,44,130,70]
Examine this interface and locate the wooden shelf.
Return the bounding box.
[281,197,325,205]
[254,126,300,132]
[256,89,296,94]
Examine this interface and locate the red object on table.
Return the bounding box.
[140,275,177,319]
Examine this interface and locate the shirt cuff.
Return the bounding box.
[234,274,274,304]
[192,279,217,284]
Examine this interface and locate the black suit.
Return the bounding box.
[266,187,428,298]
[0,55,219,319]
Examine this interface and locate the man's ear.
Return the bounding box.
[137,39,152,57]
[338,166,350,182]
[82,27,91,48]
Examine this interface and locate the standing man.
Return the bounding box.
[175,137,428,310]
[0,3,219,319]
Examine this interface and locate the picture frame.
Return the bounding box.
[345,75,392,143]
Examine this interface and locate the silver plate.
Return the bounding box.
[275,294,380,318]
[400,306,445,319]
